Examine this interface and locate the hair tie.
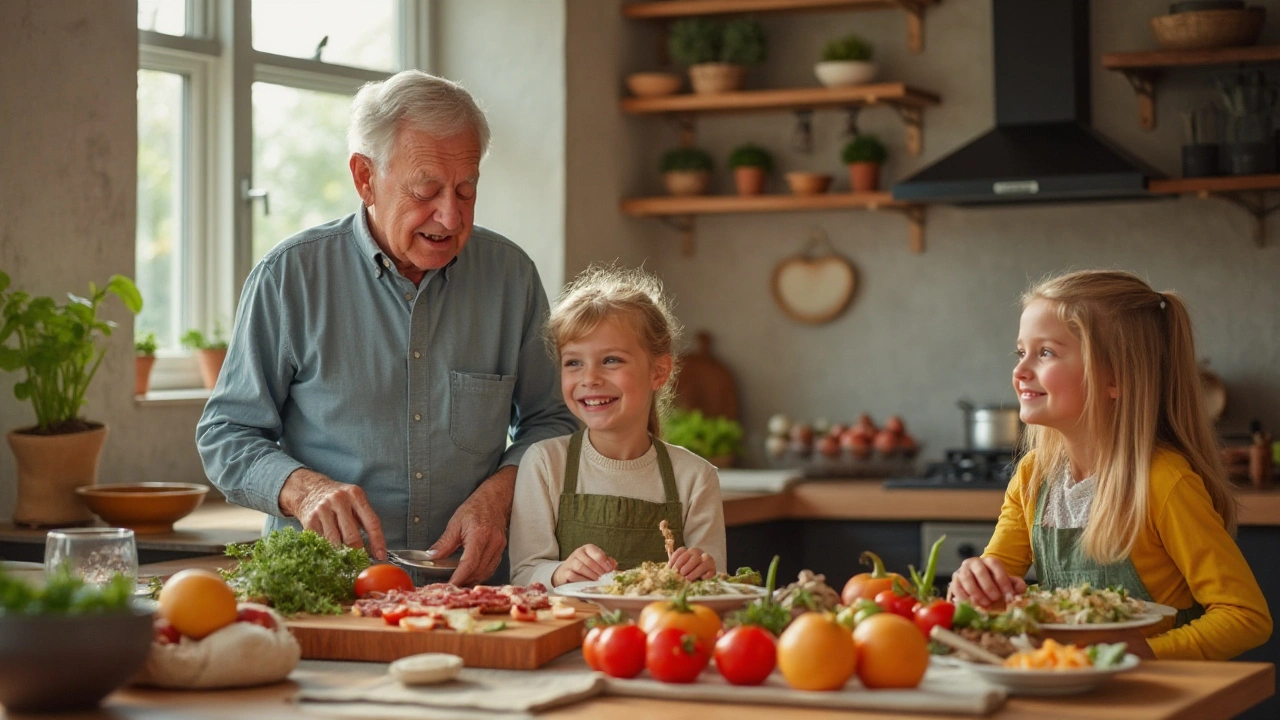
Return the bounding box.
[1156,292,1167,310]
[1160,299,1167,310]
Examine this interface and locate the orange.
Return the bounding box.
[776,612,857,691]
[853,613,930,689]
[157,568,238,640]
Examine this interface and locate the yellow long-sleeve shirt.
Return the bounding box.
[984,449,1272,660]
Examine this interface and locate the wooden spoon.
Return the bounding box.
[930,626,1008,665]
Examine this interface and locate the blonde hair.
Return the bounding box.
[1021,270,1235,564]
[546,264,683,438]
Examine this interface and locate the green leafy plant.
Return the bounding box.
[669,17,767,67]
[0,272,142,434]
[728,143,774,173]
[134,331,158,357]
[842,134,888,165]
[722,17,767,66]
[660,147,714,173]
[821,34,873,62]
[222,527,371,616]
[180,321,228,351]
[662,409,743,460]
[0,566,135,614]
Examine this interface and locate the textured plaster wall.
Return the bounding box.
[567,0,1280,465]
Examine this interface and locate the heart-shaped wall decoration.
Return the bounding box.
[770,231,857,325]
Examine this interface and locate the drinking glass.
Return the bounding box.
[44,528,138,586]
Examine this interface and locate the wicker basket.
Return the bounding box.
[1151,7,1265,50]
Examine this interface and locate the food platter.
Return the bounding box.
[1035,602,1176,631]
[554,581,766,617]
[936,653,1141,696]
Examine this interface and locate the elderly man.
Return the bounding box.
[196,70,577,585]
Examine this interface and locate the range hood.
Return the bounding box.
[892,0,1161,205]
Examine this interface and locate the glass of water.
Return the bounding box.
[44,528,139,586]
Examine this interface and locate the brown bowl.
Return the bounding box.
[1151,7,1264,50]
[626,72,683,98]
[75,482,209,534]
[785,171,833,196]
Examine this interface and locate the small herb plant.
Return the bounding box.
[0,566,136,614]
[821,35,873,62]
[669,17,767,67]
[722,17,768,66]
[660,147,714,174]
[135,331,158,357]
[728,143,775,173]
[662,409,743,460]
[0,272,142,434]
[842,134,888,165]
[180,321,228,351]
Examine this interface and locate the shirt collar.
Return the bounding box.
[354,204,460,282]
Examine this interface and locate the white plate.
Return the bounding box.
[1036,603,1174,631]
[938,653,1140,695]
[554,580,766,617]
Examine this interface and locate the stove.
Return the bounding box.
[883,448,1017,489]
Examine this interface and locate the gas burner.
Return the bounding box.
[883,448,1017,489]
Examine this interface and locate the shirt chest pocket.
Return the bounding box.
[449,370,517,455]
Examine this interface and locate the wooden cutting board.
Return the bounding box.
[673,331,739,421]
[285,609,591,670]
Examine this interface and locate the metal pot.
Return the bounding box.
[958,400,1023,450]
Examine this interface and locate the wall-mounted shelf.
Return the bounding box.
[1148,174,1280,247]
[622,0,941,53]
[621,83,940,156]
[620,192,926,255]
[1102,46,1280,131]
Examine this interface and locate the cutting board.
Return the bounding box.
[286,609,591,670]
[673,331,739,421]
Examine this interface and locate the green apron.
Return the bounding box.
[555,430,685,570]
[1031,477,1203,629]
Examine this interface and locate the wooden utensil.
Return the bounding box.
[672,331,739,421]
[930,626,1007,665]
[771,228,857,325]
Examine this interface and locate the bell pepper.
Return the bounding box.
[840,551,907,605]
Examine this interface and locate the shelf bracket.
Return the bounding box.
[894,105,924,157]
[791,110,816,154]
[1208,191,1280,248]
[659,215,697,255]
[666,114,697,146]
[890,0,929,54]
[886,204,926,253]
[1119,70,1158,131]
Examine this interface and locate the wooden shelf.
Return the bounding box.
[1102,46,1280,131]
[620,192,926,254]
[621,83,939,156]
[623,1,940,52]
[1148,174,1280,247]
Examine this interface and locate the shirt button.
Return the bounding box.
[414,413,422,421]
[413,516,421,524]
[412,351,421,359]
[382,258,391,268]
[415,472,423,479]
[404,292,413,301]
[375,268,383,278]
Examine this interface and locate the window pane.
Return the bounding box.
[138,0,187,35]
[252,0,398,71]
[136,70,186,351]
[252,83,361,263]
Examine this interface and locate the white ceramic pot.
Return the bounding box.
[813,60,879,88]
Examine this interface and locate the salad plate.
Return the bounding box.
[940,653,1141,696]
[554,580,766,618]
[1035,602,1176,631]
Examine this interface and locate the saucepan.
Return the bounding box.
[958,400,1023,451]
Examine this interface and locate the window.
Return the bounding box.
[136,1,429,390]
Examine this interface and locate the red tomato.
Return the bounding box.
[583,626,605,671]
[874,589,917,619]
[596,624,648,679]
[355,564,414,598]
[714,626,777,686]
[913,599,956,637]
[646,628,711,684]
[381,604,411,626]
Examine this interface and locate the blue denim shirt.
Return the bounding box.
[195,208,577,552]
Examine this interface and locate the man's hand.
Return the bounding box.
[428,466,515,586]
[553,544,617,587]
[278,468,387,560]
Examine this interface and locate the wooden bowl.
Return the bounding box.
[75,483,209,534]
[785,171,833,196]
[1151,7,1264,50]
[626,72,682,98]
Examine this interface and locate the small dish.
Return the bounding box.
[554,581,766,619]
[389,653,463,686]
[387,550,461,576]
[784,171,833,196]
[939,653,1141,696]
[626,72,682,98]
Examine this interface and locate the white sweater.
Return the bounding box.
[509,431,727,588]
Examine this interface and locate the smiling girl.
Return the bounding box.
[509,265,726,589]
[951,270,1271,660]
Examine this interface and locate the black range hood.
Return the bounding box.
[892,0,1161,205]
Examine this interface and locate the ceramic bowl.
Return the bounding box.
[76,482,210,534]
[1150,7,1264,50]
[626,72,683,98]
[0,606,154,712]
[813,60,879,88]
[785,171,833,196]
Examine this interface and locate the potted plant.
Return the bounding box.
[134,331,158,396]
[660,147,714,196]
[841,134,888,192]
[815,34,878,88]
[0,271,142,526]
[669,17,767,94]
[728,143,774,196]
[181,323,229,390]
[662,409,743,468]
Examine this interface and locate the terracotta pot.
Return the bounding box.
[195,348,227,390]
[664,170,711,196]
[135,355,156,396]
[848,162,881,192]
[733,167,767,196]
[688,63,746,94]
[8,425,107,527]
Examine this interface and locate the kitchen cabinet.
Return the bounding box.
[1233,526,1280,720]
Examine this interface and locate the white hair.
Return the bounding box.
[347,70,491,172]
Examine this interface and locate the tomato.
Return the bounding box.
[235,603,278,631]
[713,626,777,686]
[776,612,857,691]
[381,603,411,626]
[596,624,648,679]
[638,597,722,648]
[355,564,414,598]
[583,626,605,671]
[841,551,908,605]
[853,613,930,689]
[646,628,711,683]
[158,568,238,640]
[874,589,917,619]
[913,599,956,637]
[153,617,181,645]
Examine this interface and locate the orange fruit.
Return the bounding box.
[776,612,857,691]
[853,613,930,689]
[157,568,238,640]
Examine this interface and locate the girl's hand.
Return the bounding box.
[552,544,617,586]
[949,556,1028,608]
[668,546,716,580]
